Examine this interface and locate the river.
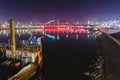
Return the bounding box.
[0,29,99,80]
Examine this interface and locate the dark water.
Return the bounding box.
[0,29,99,80]
[42,32,99,80]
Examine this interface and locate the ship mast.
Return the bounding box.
[10,18,16,59]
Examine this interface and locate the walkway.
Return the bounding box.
[99,33,120,80]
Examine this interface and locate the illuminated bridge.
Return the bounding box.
[13,19,98,29]
[42,19,100,33]
[2,19,120,34]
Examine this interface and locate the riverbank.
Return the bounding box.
[97,32,120,80]
[83,31,105,80]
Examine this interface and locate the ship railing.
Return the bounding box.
[17,36,43,52]
[0,43,41,52]
[17,43,41,52]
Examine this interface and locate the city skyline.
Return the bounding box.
[0,0,120,23]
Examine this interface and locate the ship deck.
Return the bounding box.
[8,63,38,80]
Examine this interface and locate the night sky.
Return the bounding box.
[0,0,120,23]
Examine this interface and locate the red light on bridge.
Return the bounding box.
[75,29,86,33]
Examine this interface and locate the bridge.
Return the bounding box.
[0,19,120,35]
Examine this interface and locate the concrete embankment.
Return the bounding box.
[98,33,120,80]
[83,31,105,80]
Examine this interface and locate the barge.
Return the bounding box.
[0,19,43,80]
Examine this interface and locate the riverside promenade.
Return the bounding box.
[99,32,120,80]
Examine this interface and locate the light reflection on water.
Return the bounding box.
[0,28,91,42]
[0,28,95,80]
[42,30,98,80]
